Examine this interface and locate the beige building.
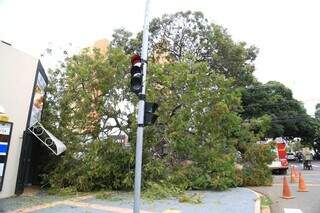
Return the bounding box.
[84,39,110,56]
[0,42,42,198]
[93,39,110,55]
[0,42,65,198]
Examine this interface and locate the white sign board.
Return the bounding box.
[0,123,11,135]
[0,163,3,176]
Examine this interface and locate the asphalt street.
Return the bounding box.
[251,161,320,213]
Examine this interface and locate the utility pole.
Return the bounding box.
[134,0,151,212]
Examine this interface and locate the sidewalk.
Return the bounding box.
[0,188,258,213]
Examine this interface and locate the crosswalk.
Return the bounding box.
[162,210,181,213]
[284,208,303,213]
[295,164,319,169]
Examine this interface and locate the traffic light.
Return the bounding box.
[144,102,158,125]
[130,54,143,95]
[130,55,158,125]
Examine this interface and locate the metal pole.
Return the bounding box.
[134,0,151,213]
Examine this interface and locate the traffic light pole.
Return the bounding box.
[134,0,150,212]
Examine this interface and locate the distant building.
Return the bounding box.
[92,39,110,55]
[83,39,110,56]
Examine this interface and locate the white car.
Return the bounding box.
[287,152,296,161]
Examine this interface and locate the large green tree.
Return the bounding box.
[241,81,314,142]
[41,11,274,192]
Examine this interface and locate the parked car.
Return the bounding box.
[287,152,296,161]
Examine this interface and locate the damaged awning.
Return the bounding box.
[28,121,66,155]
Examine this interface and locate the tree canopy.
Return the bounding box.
[241,81,314,142]
[40,11,295,193]
[112,11,258,87]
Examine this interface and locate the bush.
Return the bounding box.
[45,140,135,192]
[241,143,274,186]
[48,186,78,196]
[96,191,112,200]
[179,193,202,204]
[235,168,244,187]
[142,181,182,200]
[242,166,272,186]
[166,165,203,190]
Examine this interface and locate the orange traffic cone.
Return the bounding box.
[290,165,298,183]
[281,176,295,199]
[297,173,308,192]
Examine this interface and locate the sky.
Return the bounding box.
[1,0,319,114]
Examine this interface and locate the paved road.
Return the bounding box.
[251,161,320,213]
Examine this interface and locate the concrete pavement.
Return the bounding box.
[0,188,258,213]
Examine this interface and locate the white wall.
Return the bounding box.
[0,42,38,198]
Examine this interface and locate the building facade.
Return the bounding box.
[0,42,65,198]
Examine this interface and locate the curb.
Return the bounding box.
[245,188,261,213]
[245,188,271,213]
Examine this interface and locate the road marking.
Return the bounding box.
[273,174,320,178]
[8,195,94,213]
[162,210,181,213]
[9,195,155,213]
[273,183,320,186]
[284,208,303,213]
[299,173,320,176]
[64,200,155,213]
